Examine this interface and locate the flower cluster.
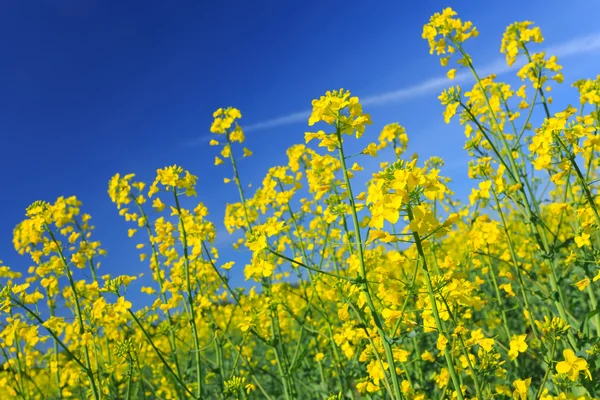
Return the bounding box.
[1,8,599,400]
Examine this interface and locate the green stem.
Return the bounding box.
[492,190,540,341]
[128,309,195,398]
[131,197,184,396]
[46,227,100,400]
[535,341,555,399]
[125,358,134,400]
[407,207,464,400]
[485,252,518,369]
[335,123,403,400]
[173,190,204,398]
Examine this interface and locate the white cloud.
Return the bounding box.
[544,32,600,57]
[183,135,213,147]
[243,32,600,133]
[244,111,310,132]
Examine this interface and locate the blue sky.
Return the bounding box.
[2,0,600,294]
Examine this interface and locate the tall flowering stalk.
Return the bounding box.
[1,7,599,399]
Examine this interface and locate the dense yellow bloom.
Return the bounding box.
[306,89,372,144]
[3,8,600,400]
[211,107,242,134]
[422,7,478,66]
[500,22,543,66]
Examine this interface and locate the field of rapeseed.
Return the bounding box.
[1,7,600,399]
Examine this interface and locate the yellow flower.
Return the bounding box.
[141,286,155,295]
[422,8,478,63]
[469,329,495,352]
[12,283,30,295]
[351,162,363,171]
[436,334,448,351]
[81,332,94,347]
[366,360,388,387]
[308,89,372,141]
[508,334,528,360]
[245,383,256,394]
[211,107,241,134]
[501,21,543,66]
[421,350,436,362]
[512,377,531,400]
[152,197,166,212]
[574,232,591,248]
[114,296,132,314]
[555,349,592,381]
[573,277,590,291]
[221,261,235,270]
[230,125,245,143]
[499,283,516,298]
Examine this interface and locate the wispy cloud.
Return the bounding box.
[241,32,600,133]
[182,135,213,148]
[243,111,311,132]
[544,32,600,57]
